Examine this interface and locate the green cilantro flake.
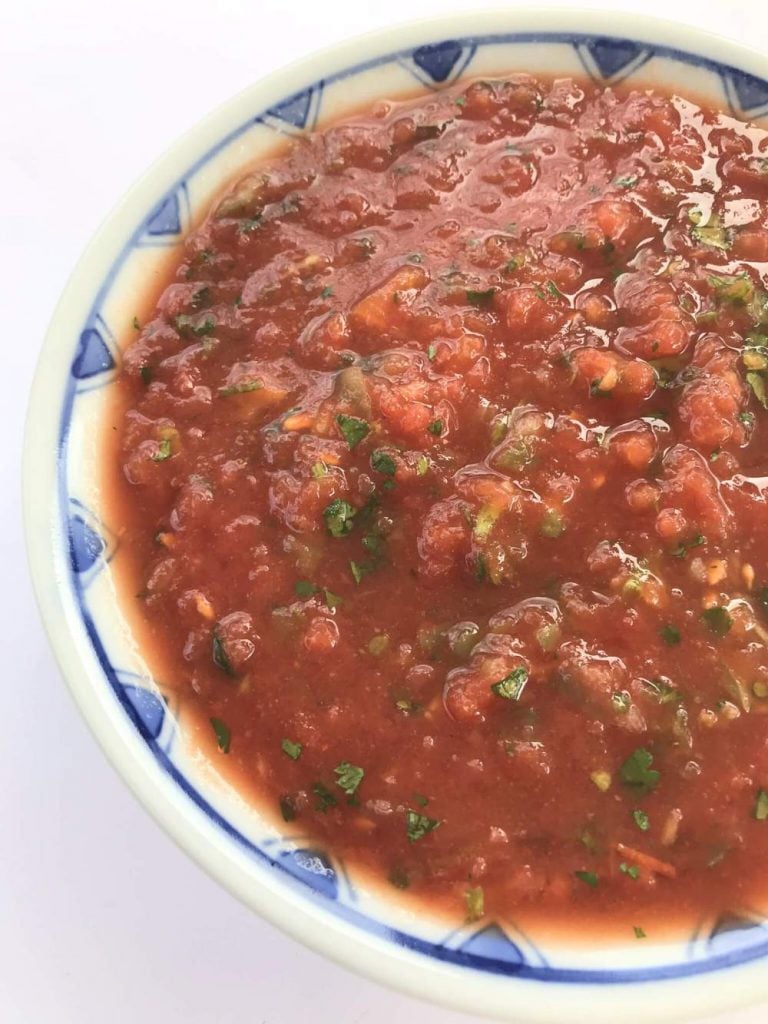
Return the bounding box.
[701,606,733,637]
[323,588,344,610]
[632,809,650,831]
[620,748,660,794]
[210,717,231,753]
[212,631,236,677]
[151,438,172,462]
[754,789,768,820]
[465,886,485,921]
[634,926,646,939]
[281,739,303,760]
[294,580,318,599]
[491,666,528,701]
[660,624,681,646]
[371,450,396,476]
[334,761,364,797]
[614,175,639,188]
[427,419,443,436]
[219,379,263,397]
[279,795,296,821]
[350,560,374,584]
[311,461,328,479]
[312,783,338,813]
[620,862,640,880]
[574,870,598,888]
[406,809,441,842]
[336,413,370,450]
[320,285,333,299]
[427,343,437,361]
[466,288,496,307]
[323,499,356,537]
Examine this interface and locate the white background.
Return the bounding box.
[2,1,768,1021]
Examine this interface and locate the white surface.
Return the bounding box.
[2,1,768,1021]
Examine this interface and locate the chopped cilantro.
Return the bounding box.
[212,631,235,677]
[388,867,410,889]
[747,371,768,409]
[427,419,443,436]
[620,748,660,794]
[368,634,389,656]
[632,809,650,831]
[320,285,333,299]
[219,379,263,396]
[281,739,303,760]
[371,450,396,476]
[546,280,562,298]
[455,96,467,107]
[620,862,640,879]
[659,624,681,646]
[415,454,430,476]
[690,209,731,251]
[672,533,706,558]
[754,789,768,821]
[406,809,441,842]
[427,343,437,361]
[574,870,598,888]
[210,717,231,753]
[294,580,318,599]
[465,886,485,922]
[466,288,496,306]
[323,588,344,610]
[279,795,296,821]
[311,461,328,479]
[491,666,528,701]
[334,761,364,797]
[175,313,215,337]
[336,413,370,450]
[611,691,631,713]
[151,438,172,462]
[350,560,374,584]
[614,175,639,188]
[395,697,421,716]
[634,926,646,939]
[701,606,733,636]
[312,783,338,813]
[323,499,356,537]
[739,410,756,427]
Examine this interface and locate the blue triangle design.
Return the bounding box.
[586,38,646,79]
[708,914,763,955]
[413,41,463,83]
[729,69,768,114]
[267,88,314,129]
[279,848,338,900]
[69,514,105,573]
[146,193,181,236]
[122,685,166,740]
[457,924,525,966]
[71,328,114,379]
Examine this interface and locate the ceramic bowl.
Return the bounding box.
[24,11,768,1022]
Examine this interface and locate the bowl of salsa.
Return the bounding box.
[24,10,768,1021]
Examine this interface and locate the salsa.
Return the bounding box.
[109,74,768,940]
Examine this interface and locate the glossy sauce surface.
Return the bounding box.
[109,76,768,939]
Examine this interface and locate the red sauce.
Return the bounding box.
[108,75,768,939]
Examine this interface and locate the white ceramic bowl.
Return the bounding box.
[24,11,768,1022]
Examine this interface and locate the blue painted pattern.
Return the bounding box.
[57,30,768,987]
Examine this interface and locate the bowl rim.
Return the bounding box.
[23,9,768,1021]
